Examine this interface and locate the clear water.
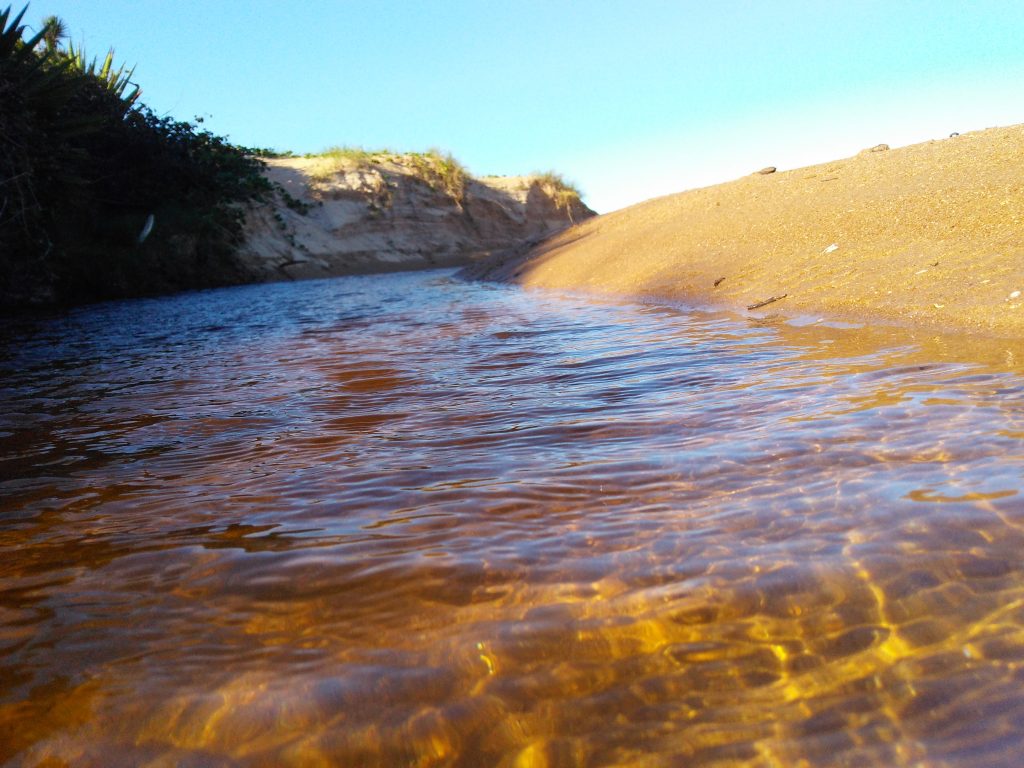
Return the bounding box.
[2,269,1024,767]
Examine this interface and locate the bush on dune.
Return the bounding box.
[0,4,271,308]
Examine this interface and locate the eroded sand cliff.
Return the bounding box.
[237,154,594,280]
[466,124,1024,338]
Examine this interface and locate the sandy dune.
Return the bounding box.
[468,124,1024,339]
[237,155,593,280]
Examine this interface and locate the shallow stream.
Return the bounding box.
[2,269,1024,766]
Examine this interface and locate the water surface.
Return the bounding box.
[2,270,1024,766]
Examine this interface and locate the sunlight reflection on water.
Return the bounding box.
[2,269,1024,766]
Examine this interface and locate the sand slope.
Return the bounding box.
[468,124,1024,338]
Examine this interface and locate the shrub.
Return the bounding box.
[1,4,272,307]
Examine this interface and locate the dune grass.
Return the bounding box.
[307,146,395,164]
[533,171,583,214]
[408,149,468,205]
[304,146,390,184]
[303,146,469,206]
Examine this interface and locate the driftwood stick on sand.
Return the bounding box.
[746,294,788,311]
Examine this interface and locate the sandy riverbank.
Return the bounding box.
[466,124,1024,339]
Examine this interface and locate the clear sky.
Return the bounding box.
[30,1,1024,213]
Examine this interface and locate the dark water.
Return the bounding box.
[2,269,1024,767]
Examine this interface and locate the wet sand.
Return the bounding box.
[469,124,1024,338]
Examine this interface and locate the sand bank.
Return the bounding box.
[467,124,1024,339]
[238,155,593,281]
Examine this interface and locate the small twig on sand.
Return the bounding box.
[714,277,726,287]
[747,294,787,310]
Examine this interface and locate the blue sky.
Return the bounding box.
[32,1,1024,212]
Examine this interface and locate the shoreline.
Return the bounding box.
[464,123,1024,340]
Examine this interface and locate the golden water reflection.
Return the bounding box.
[2,271,1024,766]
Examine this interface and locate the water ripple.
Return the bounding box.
[2,270,1024,766]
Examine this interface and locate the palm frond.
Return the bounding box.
[0,5,47,63]
[0,5,29,58]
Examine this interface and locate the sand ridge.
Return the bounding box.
[469,124,1024,338]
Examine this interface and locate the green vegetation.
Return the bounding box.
[409,149,467,205]
[533,171,583,214]
[309,145,394,164]
[303,146,468,207]
[303,146,393,185]
[1,4,273,308]
[299,147,392,210]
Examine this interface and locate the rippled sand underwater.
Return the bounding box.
[2,270,1024,767]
